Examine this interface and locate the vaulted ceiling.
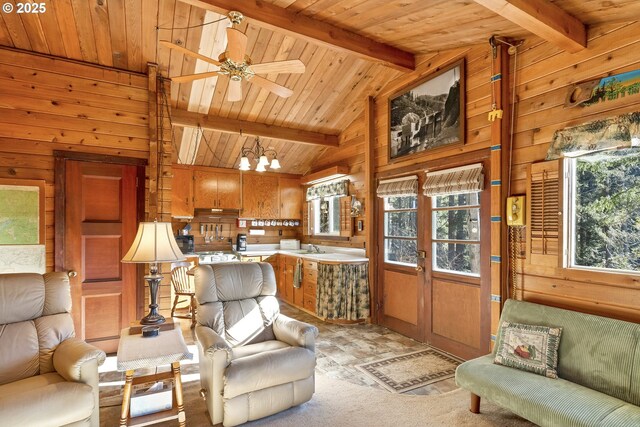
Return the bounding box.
[1,0,639,174]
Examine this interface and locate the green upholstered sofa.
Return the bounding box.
[455,299,640,427]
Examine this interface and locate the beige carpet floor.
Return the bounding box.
[101,372,535,427]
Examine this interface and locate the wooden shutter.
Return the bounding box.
[527,160,560,267]
[339,196,353,237]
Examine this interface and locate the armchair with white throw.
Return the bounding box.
[194,262,319,426]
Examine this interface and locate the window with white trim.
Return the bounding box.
[310,196,341,236]
[565,148,640,273]
[432,192,481,276]
[383,196,418,266]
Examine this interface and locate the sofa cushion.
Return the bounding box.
[224,346,316,399]
[0,380,93,427]
[494,322,562,378]
[497,299,640,405]
[457,355,635,427]
[0,320,39,385]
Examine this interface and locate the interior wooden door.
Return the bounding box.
[217,172,241,209]
[65,161,138,353]
[421,162,491,360]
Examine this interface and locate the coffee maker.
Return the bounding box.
[236,233,247,251]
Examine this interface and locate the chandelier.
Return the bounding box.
[238,136,281,172]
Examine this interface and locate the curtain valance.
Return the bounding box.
[305,179,349,201]
[546,112,640,160]
[376,175,418,198]
[423,163,484,197]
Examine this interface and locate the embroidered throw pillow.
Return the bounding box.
[494,322,562,378]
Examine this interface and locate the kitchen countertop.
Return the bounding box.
[236,247,368,263]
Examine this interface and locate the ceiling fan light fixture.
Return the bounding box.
[258,155,269,167]
[270,158,281,169]
[255,163,267,172]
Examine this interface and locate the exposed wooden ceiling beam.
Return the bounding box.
[178,0,415,72]
[473,0,586,53]
[172,109,340,147]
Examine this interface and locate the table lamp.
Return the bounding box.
[122,221,186,325]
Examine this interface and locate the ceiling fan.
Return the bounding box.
[160,11,305,102]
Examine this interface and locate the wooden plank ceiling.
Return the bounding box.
[1,0,639,174]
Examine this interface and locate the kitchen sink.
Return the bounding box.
[284,249,327,254]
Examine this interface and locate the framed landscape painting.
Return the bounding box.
[389,59,465,161]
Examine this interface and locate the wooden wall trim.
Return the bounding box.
[472,0,587,53]
[364,96,376,322]
[53,150,148,166]
[171,109,340,147]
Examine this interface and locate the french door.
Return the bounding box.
[377,157,491,360]
[421,170,491,360]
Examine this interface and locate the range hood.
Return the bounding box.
[194,208,241,218]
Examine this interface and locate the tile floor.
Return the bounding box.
[178,301,459,396]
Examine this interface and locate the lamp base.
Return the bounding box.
[140,313,166,325]
[141,272,166,325]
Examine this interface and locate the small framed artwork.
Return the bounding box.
[0,178,46,273]
[389,59,465,162]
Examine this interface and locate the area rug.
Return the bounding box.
[100,372,534,427]
[355,347,463,393]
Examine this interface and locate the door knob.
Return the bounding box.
[68,270,77,278]
[415,266,423,272]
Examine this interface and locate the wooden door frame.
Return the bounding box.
[53,150,147,319]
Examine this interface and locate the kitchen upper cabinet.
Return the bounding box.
[242,174,280,218]
[171,167,193,217]
[194,170,241,209]
[279,177,303,219]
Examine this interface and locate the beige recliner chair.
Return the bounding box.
[0,272,106,427]
[194,262,319,427]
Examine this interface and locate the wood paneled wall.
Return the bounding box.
[0,47,148,271]
[303,113,368,249]
[509,22,640,323]
[317,20,640,329]
[0,47,173,311]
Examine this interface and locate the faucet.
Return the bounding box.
[308,244,321,253]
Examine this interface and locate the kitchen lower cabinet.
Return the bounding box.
[278,255,316,315]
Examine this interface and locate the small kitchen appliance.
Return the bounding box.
[236,233,247,251]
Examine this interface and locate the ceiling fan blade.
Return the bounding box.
[226,27,248,63]
[228,79,242,102]
[251,59,306,75]
[171,71,221,83]
[250,75,294,98]
[159,40,221,67]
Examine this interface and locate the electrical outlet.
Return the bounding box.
[278,229,283,236]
